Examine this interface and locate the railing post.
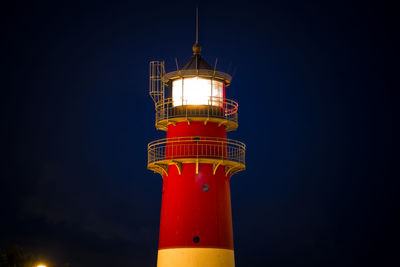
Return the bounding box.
[196,139,199,174]
[208,97,210,119]
[171,140,174,160]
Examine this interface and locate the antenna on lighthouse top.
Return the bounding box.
[192,7,202,55]
[196,7,199,44]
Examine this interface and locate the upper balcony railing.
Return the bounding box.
[154,96,239,131]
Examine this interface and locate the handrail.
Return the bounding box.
[148,136,246,166]
[154,97,239,131]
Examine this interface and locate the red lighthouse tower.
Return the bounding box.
[148,29,246,266]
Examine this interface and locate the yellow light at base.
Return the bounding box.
[37,265,47,267]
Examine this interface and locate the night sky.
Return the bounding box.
[1,0,395,266]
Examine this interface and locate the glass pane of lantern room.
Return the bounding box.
[211,80,223,106]
[172,79,183,106]
[183,77,211,105]
[172,77,224,107]
[172,77,213,107]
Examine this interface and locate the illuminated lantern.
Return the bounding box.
[148,40,245,267]
[168,43,226,107]
[172,77,223,106]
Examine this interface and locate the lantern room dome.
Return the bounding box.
[180,43,213,70]
[163,45,232,86]
[180,53,213,70]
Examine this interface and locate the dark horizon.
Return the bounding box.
[1,0,395,266]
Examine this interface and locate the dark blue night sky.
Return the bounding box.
[1,0,394,266]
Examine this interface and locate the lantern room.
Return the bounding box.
[149,43,238,132]
[163,43,232,108]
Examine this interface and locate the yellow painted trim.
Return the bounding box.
[154,163,168,176]
[225,166,232,176]
[171,161,182,175]
[213,161,222,175]
[157,248,234,267]
[157,117,237,132]
[148,158,245,177]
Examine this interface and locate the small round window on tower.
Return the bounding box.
[193,236,200,243]
[202,184,209,192]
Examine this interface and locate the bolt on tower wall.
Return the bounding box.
[148,42,246,267]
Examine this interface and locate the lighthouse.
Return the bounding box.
[147,18,246,267]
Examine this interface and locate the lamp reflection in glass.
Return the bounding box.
[172,77,223,107]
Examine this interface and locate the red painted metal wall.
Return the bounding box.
[159,163,233,249]
[159,120,233,250]
[167,121,226,138]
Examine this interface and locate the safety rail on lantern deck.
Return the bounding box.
[147,136,246,177]
[154,97,239,132]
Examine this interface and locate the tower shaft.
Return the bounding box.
[148,46,245,267]
[157,121,234,265]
